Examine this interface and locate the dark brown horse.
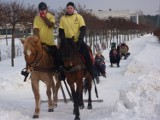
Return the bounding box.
[21,35,60,118]
[59,38,94,120]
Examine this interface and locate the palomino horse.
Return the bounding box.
[21,35,60,118]
[59,38,93,120]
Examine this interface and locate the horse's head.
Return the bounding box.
[60,38,80,69]
[21,35,42,66]
[60,38,77,60]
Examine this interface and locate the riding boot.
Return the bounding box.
[58,70,66,81]
[46,45,60,70]
[46,44,66,81]
[51,46,65,72]
[55,50,66,81]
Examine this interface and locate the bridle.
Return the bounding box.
[60,38,86,73]
[26,51,43,66]
[62,50,85,73]
[24,44,43,67]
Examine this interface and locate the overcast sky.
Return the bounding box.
[5,0,160,15]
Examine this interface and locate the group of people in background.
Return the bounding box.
[94,41,130,80]
[109,42,130,67]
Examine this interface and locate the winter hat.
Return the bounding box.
[38,2,47,10]
[66,2,75,8]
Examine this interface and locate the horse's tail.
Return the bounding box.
[83,76,98,98]
[83,79,88,94]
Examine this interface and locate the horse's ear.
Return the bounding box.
[20,39,25,44]
[32,35,40,43]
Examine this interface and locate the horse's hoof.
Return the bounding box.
[33,114,39,119]
[48,108,54,112]
[87,104,92,109]
[74,116,80,120]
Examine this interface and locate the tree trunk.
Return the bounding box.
[5,26,8,46]
[11,24,15,67]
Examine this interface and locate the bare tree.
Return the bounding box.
[2,1,36,66]
[20,4,37,33]
[0,1,9,45]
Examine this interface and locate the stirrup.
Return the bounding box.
[21,68,29,77]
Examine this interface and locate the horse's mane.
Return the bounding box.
[60,38,78,60]
[22,35,41,51]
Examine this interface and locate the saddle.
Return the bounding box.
[42,44,57,55]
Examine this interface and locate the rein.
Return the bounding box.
[25,50,43,66]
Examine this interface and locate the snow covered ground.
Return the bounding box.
[0,34,160,120]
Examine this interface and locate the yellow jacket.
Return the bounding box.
[59,13,85,42]
[33,12,55,45]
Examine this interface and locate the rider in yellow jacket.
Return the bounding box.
[33,2,55,45]
[33,2,59,69]
[59,2,96,79]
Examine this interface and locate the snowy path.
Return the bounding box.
[0,34,160,120]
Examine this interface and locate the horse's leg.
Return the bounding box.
[31,77,40,118]
[73,90,80,120]
[46,75,54,112]
[68,82,80,120]
[53,74,61,107]
[86,75,92,109]
[79,92,84,109]
[46,86,54,112]
[77,80,84,109]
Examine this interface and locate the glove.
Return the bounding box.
[76,38,83,47]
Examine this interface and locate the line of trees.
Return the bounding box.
[73,5,154,50]
[0,1,156,66]
[0,1,37,66]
